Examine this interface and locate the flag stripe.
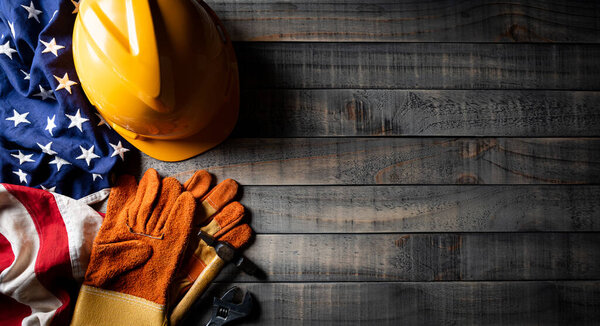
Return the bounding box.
[4,184,76,326]
[0,184,61,326]
[0,231,14,274]
[0,293,32,326]
[52,190,103,281]
[0,232,31,326]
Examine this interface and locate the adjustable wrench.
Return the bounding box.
[205,287,253,326]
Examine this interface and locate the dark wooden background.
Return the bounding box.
[143,1,600,324]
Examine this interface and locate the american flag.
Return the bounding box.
[0,183,103,325]
[0,0,133,199]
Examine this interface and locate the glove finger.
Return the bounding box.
[146,177,183,235]
[160,191,196,236]
[219,223,253,250]
[100,175,138,239]
[145,178,183,237]
[183,170,212,199]
[198,179,238,225]
[200,201,245,238]
[105,174,137,224]
[128,169,160,231]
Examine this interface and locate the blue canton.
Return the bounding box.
[0,0,133,199]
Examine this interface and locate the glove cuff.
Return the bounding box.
[71,285,166,326]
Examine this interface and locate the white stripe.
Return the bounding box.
[77,187,110,205]
[52,192,102,280]
[0,185,60,326]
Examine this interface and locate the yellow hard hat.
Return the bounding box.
[72,0,239,162]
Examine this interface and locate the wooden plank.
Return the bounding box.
[142,138,600,185]
[92,186,600,232]
[182,282,600,326]
[235,43,600,90]
[207,0,600,42]
[235,90,600,137]
[216,233,600,282]
[240,186,600,233]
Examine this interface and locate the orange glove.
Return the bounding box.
[71,169,204,326]
[169,173,253,325]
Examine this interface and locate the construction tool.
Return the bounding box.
[198,230,261,278]
[205,287,253,326]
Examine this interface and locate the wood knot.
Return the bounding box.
[395,235,410,247]
[498,24,550,42]
[456,174,481,184]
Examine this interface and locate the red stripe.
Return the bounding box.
[0,231,14,274]
[4,184,78,326]
[0,232,31,326]
[0,293,32,326]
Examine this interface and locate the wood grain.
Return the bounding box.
[182,282,600,326]
[207,0,600,42]
[235,90,600,137]
[236,43,600,90]
[142,138,600,185]
[216,233,600,282]
[103,1,600,324]
[240,185,600,233]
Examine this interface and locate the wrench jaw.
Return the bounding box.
[220,287,241,303]
[206,287,253,326]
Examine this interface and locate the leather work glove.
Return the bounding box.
[71,169,204,326]
[168,172,253,325]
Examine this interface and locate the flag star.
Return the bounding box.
[13,169,28,183]
[40,38,65,57]
[109,141,130,161]
[8,21,15,38]
[95,113,111,129]
[54,73,77,94]
[46,115,57,136]
[0,41,18,60]
[92,173,102,181]
[41,185,56,192]
[34,85,55,100]
[65,109,89,132]
[20,69,30,80]
[21,1,43,23]
[71,0,80,14]
[76,145,100,166]
[37,141,57,155]
[5,109,31,127]
[49,156,71,171]
[11,150,35,165]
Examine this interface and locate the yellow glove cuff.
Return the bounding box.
[71,285,166,326]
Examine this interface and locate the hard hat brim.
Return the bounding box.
[120,83,239,162]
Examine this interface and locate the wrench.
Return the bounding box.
[205,287,253,326]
